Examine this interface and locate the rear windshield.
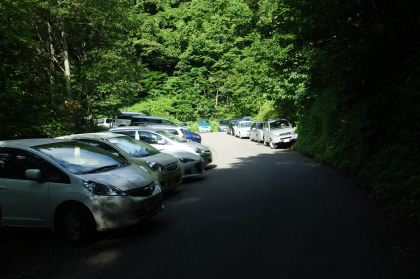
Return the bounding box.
[107,136,159,158]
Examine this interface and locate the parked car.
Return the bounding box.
[94,118,113,128]
[138,123,187,140]
[130,115,177,126]
[165,151,205,178]
[0,139,163,243]
[262,118,298,149]
[218,120,229,132]
[226,118,242,135]
[185,131,202,143]
[242,116,253,121]
[110,112,146,127]
[109,127,213,165]
[250,122,264,143]
[58,133,182,193]
[178,122,191,132]
[198,120,212,133]
[233,121,253,138]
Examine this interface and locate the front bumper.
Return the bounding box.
[198,126,211,132]
[272,134,298,144]
[90,186,163,231]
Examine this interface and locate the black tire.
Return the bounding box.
[269,140,278,149]
[60,204,96,243]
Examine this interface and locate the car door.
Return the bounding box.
[0,148,51,227]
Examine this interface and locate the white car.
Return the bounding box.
[233,121,253,138]
[109,127,213,165]
[58,133,183,193]
[262,118,298,149]
[0,139,163,243]
[250,122,264,143]
[165,151,205,178]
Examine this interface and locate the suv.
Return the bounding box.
[262,118,298,149]
[111,112,146,127]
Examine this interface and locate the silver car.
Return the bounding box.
[233,121,253,138]
[165,150,205,178]
[250,122,264,143]
[109,127,213,165]
[58,133,183,193]
[262,118,298,149]
[0,139,163,243]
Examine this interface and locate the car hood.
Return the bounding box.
[144,152,178,166]
[80,165,154,191]
[270,127,295,136]
[163,150,202,160]
[182,141,210,151]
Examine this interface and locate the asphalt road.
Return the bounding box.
[3,132,420,279]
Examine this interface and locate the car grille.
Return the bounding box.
[125,182,156,197]
[165,162,179,172]
[135,193,162,218]
[278,132,292,137]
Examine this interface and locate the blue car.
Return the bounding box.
[185,131,201,143]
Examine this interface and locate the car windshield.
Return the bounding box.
[107,136,159,158]
[35,141,126,174]
[219,120,228,125]
[270,120,292,130]
[240,122,253,128]
[230,119,240,125]
[156,130,187,143]
[199,120,210,125]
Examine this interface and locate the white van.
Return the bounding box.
[110,112,146,127]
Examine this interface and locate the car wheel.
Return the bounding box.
[61,204,96,243]
[269,140,278,149]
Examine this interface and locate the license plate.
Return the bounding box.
[284,139,290,142]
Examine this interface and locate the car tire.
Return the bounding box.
[269,140,278,149]
[60,204,96,243]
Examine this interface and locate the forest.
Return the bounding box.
[1,0,419,226]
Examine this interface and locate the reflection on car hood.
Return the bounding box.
[182,141,210,151]
[80,165,154,191]
[147,152,179,165]
[162,150,202,160]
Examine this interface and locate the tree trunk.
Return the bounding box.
[58,7,72,99]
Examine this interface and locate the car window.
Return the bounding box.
[139,131,163,145]
[77,139,117,154]
[107,136,159,157]
[35,141,127,175]
[156,130,187,143]
[219,120,228,125]
[0,148,70,183]
[270,120,291,130]
[240,122,253,128]
[257,123,264,129]
[251,123,256,129]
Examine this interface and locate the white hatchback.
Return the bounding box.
[0,139,163,243]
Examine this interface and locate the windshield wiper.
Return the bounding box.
[81,164,121,174]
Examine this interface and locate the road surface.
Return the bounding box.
[3,132,420,279]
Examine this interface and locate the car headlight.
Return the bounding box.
[145,161,164,172]
[194,148,205,154]
[83,180,127,196]
[178,157,195,163]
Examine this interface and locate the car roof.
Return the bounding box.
[57,132,127,140]
[110,126,159,132]
[237,120,253,124]
[131,115,171,120]
[0,138,72,148]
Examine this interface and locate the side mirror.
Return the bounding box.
[157,139,165,145]
[25,169,42,181]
